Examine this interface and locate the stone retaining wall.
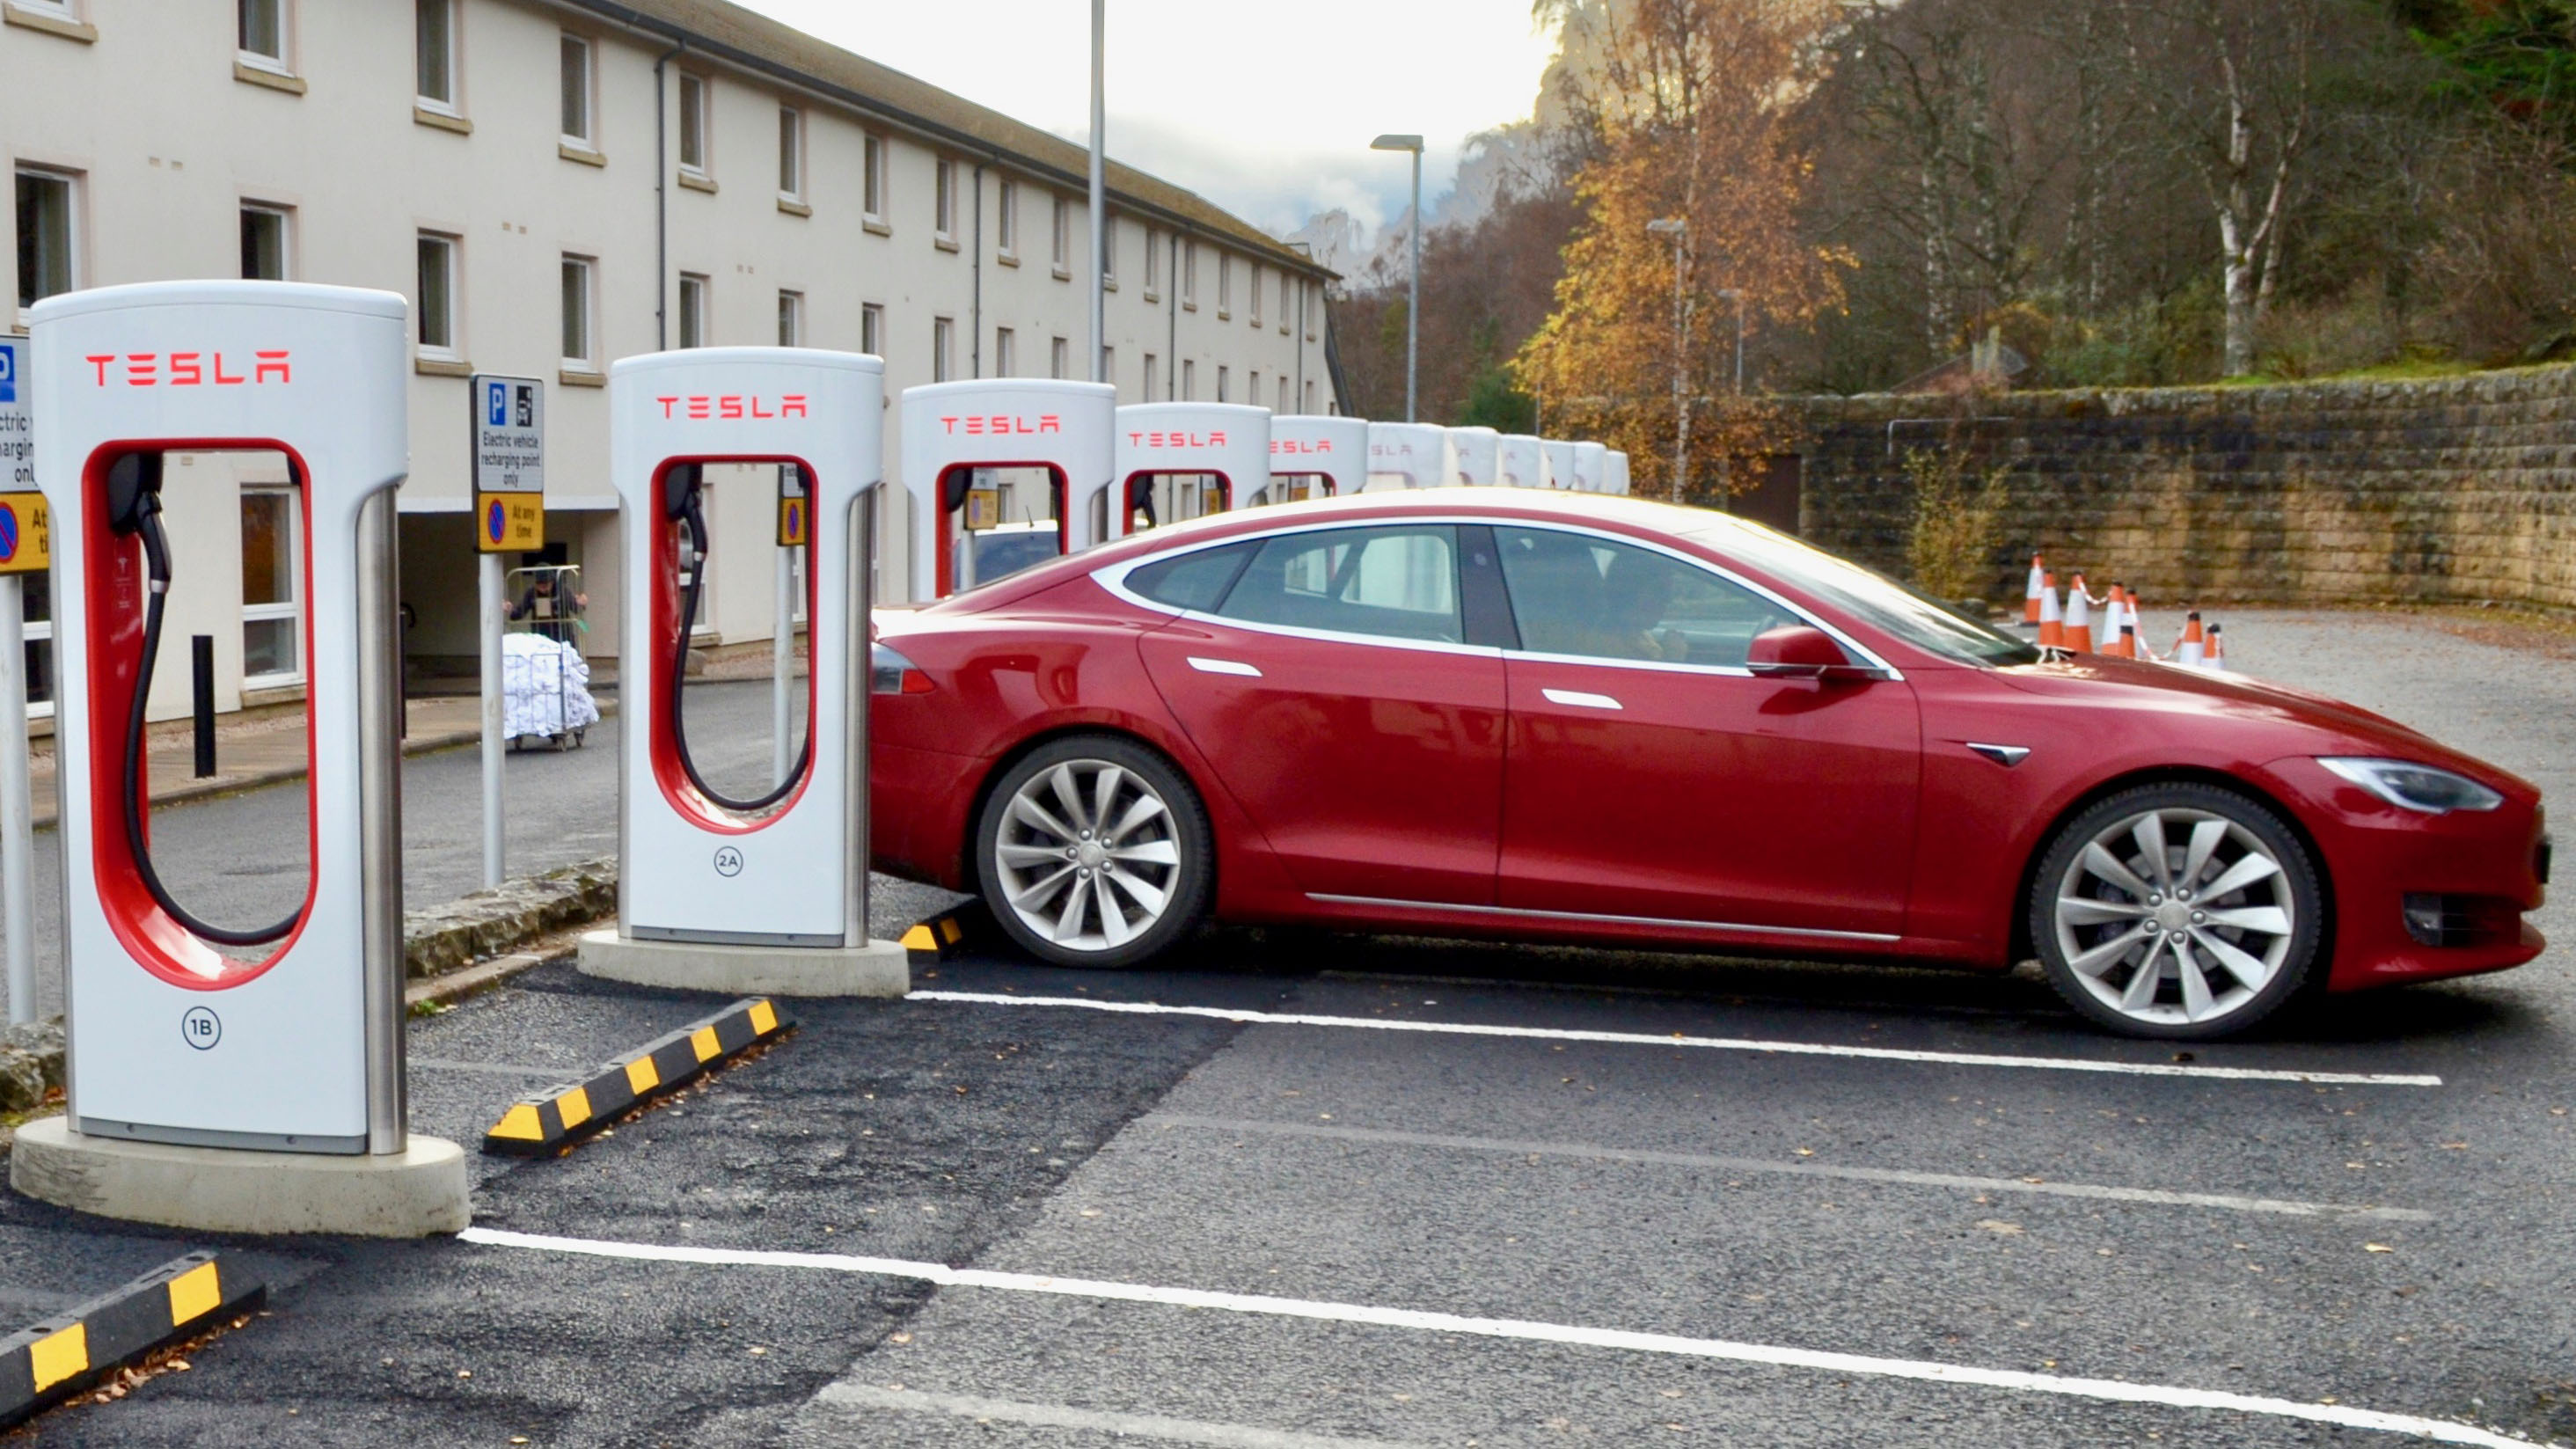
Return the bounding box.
[1791,366,2576,611]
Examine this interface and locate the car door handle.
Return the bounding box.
[1541,688,1621,710]
[1187,656,1262,678]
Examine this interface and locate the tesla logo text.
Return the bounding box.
[1128,430,1227,449]
[940,413,1062,435]
[656,395,809,420]
[1271,438,1335,455]
[88,351,290,386]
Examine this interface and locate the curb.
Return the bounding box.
[482,997,790,1155]
[0,1252,263,1429]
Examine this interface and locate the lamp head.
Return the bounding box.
[1370,134,1424,153]
[1645,217,1687,237]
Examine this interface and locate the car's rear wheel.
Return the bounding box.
[2031,782,2324,1040]
[976,735,1212,969]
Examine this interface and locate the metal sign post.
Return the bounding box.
[470,375,545,889]
[0,337,40,1024]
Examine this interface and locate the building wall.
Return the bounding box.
[1792,367,2576,612]
[4,0,1336,716]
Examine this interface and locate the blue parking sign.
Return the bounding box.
[0,340,17,403]
[487,379,509,428]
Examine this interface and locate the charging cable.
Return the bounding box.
[664,464,809,813]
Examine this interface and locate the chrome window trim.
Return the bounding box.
[1091,514,1903,681]
[1306,893,1903,945]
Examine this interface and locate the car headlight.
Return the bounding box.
[2318,757,2504,815]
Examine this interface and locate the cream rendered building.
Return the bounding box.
[4,0,1340,719]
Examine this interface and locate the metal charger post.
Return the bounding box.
[576,347,906,997]
[8,281,465,1236]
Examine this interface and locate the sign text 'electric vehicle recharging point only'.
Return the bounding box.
[577,347,906,998]
[10,281,466,1237]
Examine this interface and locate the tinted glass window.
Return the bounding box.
[1216,526,1461,643]
[1126,541,1254,612]
[1495,526,1795,667]
[1684,516,2038,666]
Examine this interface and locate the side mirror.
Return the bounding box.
[1747,625,1883,682]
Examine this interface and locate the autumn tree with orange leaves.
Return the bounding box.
[1516,0,1851,502]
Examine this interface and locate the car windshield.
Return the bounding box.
[1685,516,2040,667]
[962,527,1064,589]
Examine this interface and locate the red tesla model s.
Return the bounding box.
[868,489,2546,1039]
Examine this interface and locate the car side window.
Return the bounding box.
[1126,541,1255,612]
[1493,526,1792,667]
[1215,525,1463,644]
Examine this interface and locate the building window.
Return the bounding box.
[561,256,595,370]
[677,273,707,348]
[1050,336,1068,380]
[1248,370,1260,406]
[415,231,458,357]
[1303,281,1317,340]
[1181,358,1195,400]
[415,0,457,112]
[1249,265,1262,326]
[862,134,887,222]
[677,74,708,175]
[1217,365,1229,403]
[777,289,803,347]
[241,487,302,685]
[238,0,289,69]
[1144,226,1161,297]
[778,106,803,201]
[1182,240,1197,309]
[1101,215,1116,282]
[933,159,957,242]
[1279,270,1292,333]
[861,303,884,356]
[994,326,1015,377]
[560,34,594,147]
[18,170,77,313]
[933,317,955,382]
[1050,194,1069,276]
[1143,353,1160,399]
[1306,378,1317,413]
[1218,254,1232,318]
[1101,345,1115,389]
[240,204,289,281]
[1277,375,1290,411]
[995,179,1019,260]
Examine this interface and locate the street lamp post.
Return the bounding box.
[1372,133,1424,423]
[1087,0,1106,385]
[1646,216,1687,497]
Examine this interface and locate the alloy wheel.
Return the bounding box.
[991,758,1185,954]
[2050,807,2298,1029]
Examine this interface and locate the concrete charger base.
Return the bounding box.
[9,1116,472,1237]
[575,928,911,998]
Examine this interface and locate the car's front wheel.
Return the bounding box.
[2031,782,2324,1040]
[976,735,1212,969]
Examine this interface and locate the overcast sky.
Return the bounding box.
[731,1,1559,238]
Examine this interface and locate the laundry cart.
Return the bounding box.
[503,563,600,751]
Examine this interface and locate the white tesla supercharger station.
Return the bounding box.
[901,379,1114,600]
[1262,414,1366,505]
[1574,441,1609,494]
[11,281,467,1236]
[576,348,907,997]
[1446,426,1500,487]
[1110,403,1270,538]
[1497,433,1544,487]
[1606,450,1632,496]
[1365,421,1445,490]
[1541,439,1580,490]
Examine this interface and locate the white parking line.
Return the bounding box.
[1150,1114,2435,1222]
[413,1057,580,1078]
[461,1227,2520,1447]
[908,991,2443,1087]
[816,1384,1426,1448]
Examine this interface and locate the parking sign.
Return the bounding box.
[469,374,545,553]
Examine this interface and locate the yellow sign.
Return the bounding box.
[964,487,1001,531]
[777,494,809,548]
[477,491,545,553]
[0,493,47,574]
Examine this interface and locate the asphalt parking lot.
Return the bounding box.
[5,606,2573,1446]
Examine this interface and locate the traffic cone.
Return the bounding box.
[2173,610,2206,667]
[2037,575,2064,648]
[2062,574,2094,654]
[2200,622,2226,672]
[2116,586,2141,659]
[2100,582,2128,655]
[2023,554,2046,627]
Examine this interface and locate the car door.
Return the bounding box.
[1491,524,1922,940]
[1129,523,1505,905]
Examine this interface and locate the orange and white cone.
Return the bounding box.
[2117,586,2143,659]
[2200,622,2226,672]
[2100,582,2129,655]
[2173,610,2206,667]
[2062,574,2094,654]
[2023,554,2046,627]
[2037,574,2064,648]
